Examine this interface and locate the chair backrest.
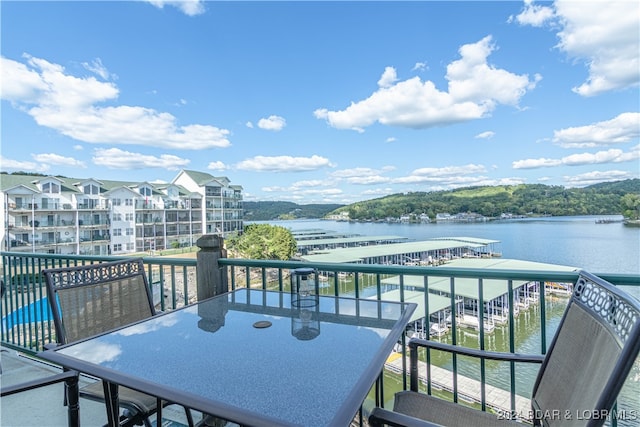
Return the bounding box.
[44,258,156,345]
[531,271,640,427]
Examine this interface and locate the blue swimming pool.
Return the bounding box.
[2,297,53,329]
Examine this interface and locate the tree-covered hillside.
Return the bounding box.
[243,201,344,221]
[329,179,640,221]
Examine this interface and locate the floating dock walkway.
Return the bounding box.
[385,353,532,422]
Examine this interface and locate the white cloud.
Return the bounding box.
[289,180,327,189]
[412,62,428,72]
[552,112,640,148]
[235,155,335,172]
[346,175,392,185]
[143,0,205,16]
[564,170,636,187]
[329,166,396,185]
[31,153,87,168]
[245,121,254,128]
[475,131,495,139]
[562,146,640,165]
[92,148,190,170]
[512,158,562,169]
[73,145,84,150]
[331,167,386,178]
[261,181,343,203]
[81,58,115,80]
[386,137,397,143]
[257,115,286,131]
[558,1,640,96]
[0,156,49,172]
[508,0,555,27]
[390,164,489,186]
[207,161,227,171]
[314,36,539,131]
[513,145,639,169]
[1,55,231,150]
[377,67,398,88]
[411,164,486,177]
[515,0,640,96]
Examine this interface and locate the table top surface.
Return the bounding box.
[41,288,416,427]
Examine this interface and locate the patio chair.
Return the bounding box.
[44,258,193,427]
[369,271,640,427]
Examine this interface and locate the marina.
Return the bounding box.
[292,227,578,340]
[298,237,501,265]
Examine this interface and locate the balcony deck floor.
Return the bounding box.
[1,346,200,427]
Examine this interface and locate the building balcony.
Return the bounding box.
[77,203,109,210]
[1,252,638,427]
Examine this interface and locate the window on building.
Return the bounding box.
[125,199,133,206]
[125,213,134,221]
[42,182,61,194]
[112,198,121,206]
[113,213,122,221]
[113,243,122,252]
[126,228,134,236]
[126,243,134,251]
[83,184,99,195]
[139,187,152,197]
[113,229,122,236]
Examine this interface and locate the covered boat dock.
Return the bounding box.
[370,289,453,338]
[298,240,492,265]
[296,235,409,255]
[379,258,578,333]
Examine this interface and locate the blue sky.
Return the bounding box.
[1,1,639,204]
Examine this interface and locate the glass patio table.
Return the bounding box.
[39,288,416,427]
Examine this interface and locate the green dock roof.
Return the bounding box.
[371,290,452,322]
[381,258,577,301]
[299,240,485,263]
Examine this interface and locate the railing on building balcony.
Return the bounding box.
[1,249,638,425]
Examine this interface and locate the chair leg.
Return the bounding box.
[65,374,80,427]
[102,381,120,427]
[185,406,194,427]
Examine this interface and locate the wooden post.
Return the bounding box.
[196,234,228,300]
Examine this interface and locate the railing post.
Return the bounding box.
[196,234,228,300]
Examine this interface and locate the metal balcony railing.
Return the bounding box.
[1,251,638,426]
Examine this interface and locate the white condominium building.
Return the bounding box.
[0,169,243,256]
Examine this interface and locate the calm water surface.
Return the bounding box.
[260,216,640,422]
[265,215,639,275]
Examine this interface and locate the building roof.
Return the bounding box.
[299,240,486,264]
[1,173,195,198]
[431,237,501,245]
[380,258,578,301]
[371,290,452,322]
[296,235,408,247]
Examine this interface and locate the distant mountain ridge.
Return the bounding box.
[243,201,344,221]
[330,179,640,221]
[245,180,639,221]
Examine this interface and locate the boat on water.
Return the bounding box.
[595,218,622,224]
[429,322,449,337]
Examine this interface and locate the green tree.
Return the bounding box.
[621,193,640,220]
[226,224,296,260]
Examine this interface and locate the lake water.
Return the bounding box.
[259,215,640,275]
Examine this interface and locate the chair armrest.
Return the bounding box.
[409,338,545,363]
[44,342,59,351]
[369,407,443,427]
[1,370,78,397]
